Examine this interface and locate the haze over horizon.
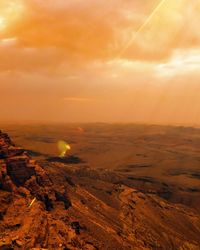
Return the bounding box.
[0,0,200,125]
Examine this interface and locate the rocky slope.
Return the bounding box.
[0,130,200,249]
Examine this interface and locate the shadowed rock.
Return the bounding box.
[47,155,84,164]
[55,191,71,209]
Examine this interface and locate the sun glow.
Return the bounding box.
[0,0,25,32]
[0,16,5,30]
[156,49,200,77]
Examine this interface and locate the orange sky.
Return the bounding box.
[0,0,200,124]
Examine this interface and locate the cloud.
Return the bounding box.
[0,0,199,74]
[116,0,200,60]
[156,49,200,78]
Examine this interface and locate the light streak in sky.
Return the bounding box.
[115,0,167,59]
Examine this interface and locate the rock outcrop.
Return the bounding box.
[0,131,80,249]
[0,130,55,208]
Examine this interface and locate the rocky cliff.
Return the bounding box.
[0,130,200,250]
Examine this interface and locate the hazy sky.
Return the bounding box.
[0,0,200,124]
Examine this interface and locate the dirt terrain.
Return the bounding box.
[2,124,200,212]
[1,124,200,249]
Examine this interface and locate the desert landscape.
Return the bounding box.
[1,0,200,249]
[1,124,200,249]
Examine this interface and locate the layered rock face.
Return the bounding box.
[0,130,55,206]
[0,131,78,249]
[1,130,200,250]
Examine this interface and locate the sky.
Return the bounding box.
[0,0,200,124]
